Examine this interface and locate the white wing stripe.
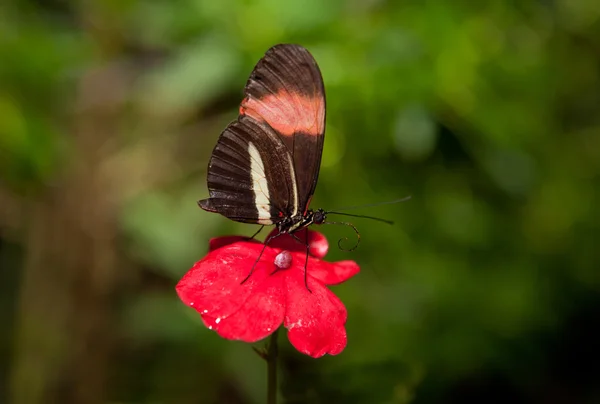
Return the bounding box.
[248,142,273,225]
[287,153,299,216]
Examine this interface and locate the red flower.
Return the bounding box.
[176,229,360,358]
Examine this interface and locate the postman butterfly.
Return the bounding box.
[199,44,327,236]
[198,44,400,288]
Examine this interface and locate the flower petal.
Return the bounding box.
[178,231,356,355]
[267,229,329,258]
[308,259,360,285]
[283,269,348,357]
[200,271,285,342]
[176,242,278,320]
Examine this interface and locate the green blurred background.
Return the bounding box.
[1,0,599,403]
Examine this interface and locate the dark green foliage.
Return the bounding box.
[1,0,600,403]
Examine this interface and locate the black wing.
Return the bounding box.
[199,44,325,223]
[199,116,297,224]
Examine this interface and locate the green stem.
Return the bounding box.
[267,329,279,404]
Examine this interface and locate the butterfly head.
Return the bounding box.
[312,208,327,225]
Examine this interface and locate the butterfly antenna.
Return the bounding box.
[325,212,394,225]
[324,195,411,225]
[324,221,360,251]
[330,196,412,212]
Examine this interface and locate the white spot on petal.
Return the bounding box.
[288,319,303,330]
[274,250,293,270]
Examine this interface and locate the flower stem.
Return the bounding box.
[267,329,279,404]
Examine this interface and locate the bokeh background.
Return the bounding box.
[1,0,600,403]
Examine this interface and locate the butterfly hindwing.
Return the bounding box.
[199,116,297,224]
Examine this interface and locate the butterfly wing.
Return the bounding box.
[240,44,326,215]
[199,116,298,225]
[199,44,325,224]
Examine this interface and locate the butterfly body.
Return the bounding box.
[276,208,327,234]
[198,44,327,236]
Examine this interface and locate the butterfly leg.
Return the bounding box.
[247,225,265,241]
[241,231,284,285]
[290,231,312,293]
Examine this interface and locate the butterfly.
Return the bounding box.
[198,44,398,287]
[199,44,329,246]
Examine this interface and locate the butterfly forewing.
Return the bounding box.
[240,44,326,215]
[199,44,326,226]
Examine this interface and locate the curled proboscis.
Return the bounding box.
[325,221,360,252]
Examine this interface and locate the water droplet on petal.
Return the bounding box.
[215,317,221,324]
[203,309,208,314]
[190,302,195,306]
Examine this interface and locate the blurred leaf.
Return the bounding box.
[121,187,220,279]
[136,35,241,115]
[281,359,418,404]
